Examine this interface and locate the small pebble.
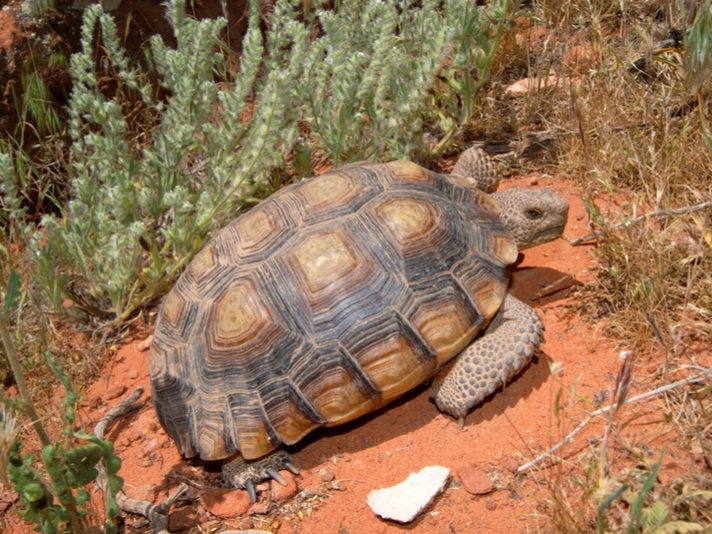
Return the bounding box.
[485,498,497,511]
[457,464,495,495]
[367,466,449,523]
[500,457,520,473]
[105,385,127,401]
[322,472,336,482]
[248,502,269,515]
[237,518,254,530]
[202,488,252,518]
[271,471,298,503]
[168,504,199,531]
[127,370,139,379]
[137,335,153,352]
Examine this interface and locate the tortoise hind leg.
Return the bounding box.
[222,450,300,502]
[431,294,544,427]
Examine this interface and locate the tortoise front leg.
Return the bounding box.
[431,294,544,427]
[222,450,300,502]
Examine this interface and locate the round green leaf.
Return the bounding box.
[76,488,90,504]
[22,482,45,502]
[105,455,121,477]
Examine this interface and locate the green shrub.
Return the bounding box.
[1,273,123,534]
[0,0,512,323]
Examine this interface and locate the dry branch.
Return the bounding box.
[571,199,712,246]
[93,387,188,534]
[516,375,710,473]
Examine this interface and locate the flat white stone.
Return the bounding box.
[367,465,450,523]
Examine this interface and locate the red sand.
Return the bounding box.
[4,175,705,534]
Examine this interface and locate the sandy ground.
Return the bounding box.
[3,173,708,534]
[0,174,623,532]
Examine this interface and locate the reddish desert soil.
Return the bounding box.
[7,173,707,534]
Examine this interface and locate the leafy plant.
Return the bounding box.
[597,451,706,534]
[1,0,512,325]
[684,0,712,152]
[684,0,712,93]
[20,53,67,138]
[1,272,123,533]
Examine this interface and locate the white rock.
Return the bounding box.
[504,75,579,95]
[367,465,450,523]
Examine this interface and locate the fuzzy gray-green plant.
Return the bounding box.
[0,0,511,323]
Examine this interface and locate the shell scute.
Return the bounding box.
[404,276,484,364]
[226,396,279,461]
[291,166,384,224]
[218,200,297,262]
[203,273,301,377]
[280,221,400,338]
[453,260,508,321]
[369,193,469,282]
[340,310,437,402]
[383,160,436,187]
[289,346,381,425]
[259,378,324,446]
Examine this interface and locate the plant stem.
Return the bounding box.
[0,310,51,448]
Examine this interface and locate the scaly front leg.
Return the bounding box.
[432,294,544,427]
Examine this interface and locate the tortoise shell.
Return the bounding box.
[149,160,519,461]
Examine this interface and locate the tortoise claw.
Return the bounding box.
[284,461,300,475]
[245,479,257,503]
[266,467,287,486]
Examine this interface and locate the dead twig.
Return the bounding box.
[94,387,188,534]
[571,199,712,246]
[599,352,634,477]
[529,274,581,301]
[516,375,709,474]
[165,469,212,490]
[93,387,146,439]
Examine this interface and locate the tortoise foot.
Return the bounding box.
[222,450,299,501]
[432,294,544,421]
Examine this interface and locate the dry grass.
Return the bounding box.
[468,0,712,531]
[0,251,117,461]
[479,0,712,350]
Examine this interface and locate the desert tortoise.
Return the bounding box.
[149,147,569,498]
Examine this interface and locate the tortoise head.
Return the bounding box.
[490,187,569,250]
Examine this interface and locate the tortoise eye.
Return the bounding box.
[525,208,544,220]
